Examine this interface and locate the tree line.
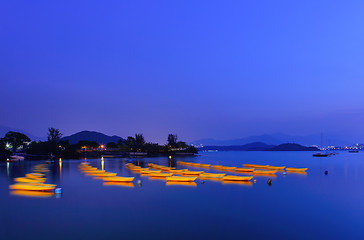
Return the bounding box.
[0,129,197,160]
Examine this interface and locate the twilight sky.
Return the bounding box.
[1,1,364,143]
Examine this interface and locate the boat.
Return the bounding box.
[348,150,359,153]
[166,176,197,182]
[313,133,329,157]
[200,173,226,178]
[86,172,117,177]
[211,165,224,169]
[148,173,173,177]
[263,166,285,170]
[253,170,277,174]
[181,171,204,175]
[219,166,237,170]
[25,173,45,178]
[102,176,134,182]
[235,168,254,172]
[15,177,46,183]
[81,170,105,174]
[9,183,56,191]
[286,167,308,172]
[140,170,162,174]
[222,175,253,181]
[243,164,270,168]
[169,169,188,174]
[313,152,329,157]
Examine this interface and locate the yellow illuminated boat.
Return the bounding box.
[235,168,254,172]
[15,177,46,183]
[149,172,173,177]
[264,166,286,170]
[25,173,45,178]
[82,170,105,174]
[9,183,56,191]
[199,164,211,168]
[140,170,162,174]
[222,175,253,181]
[166,176,197,182]
[253,170,277,174]
[211,165,224,169]
[220,166,237,170]
[286,167,308,172]
[102,176,134,182]
[181,170,204,175]
[200,173,226,178]
[87,172,117,177]
[243,164,270,168]
[169,169,188,174]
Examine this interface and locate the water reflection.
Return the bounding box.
[166,182,197,187]
[222,180,253,186]
[103,182,134,188]
[10,190,55,198]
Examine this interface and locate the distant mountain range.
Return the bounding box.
[0,126,43,141]
[191,133,353,147]
[61,131,123,144]
[198,142,319,151]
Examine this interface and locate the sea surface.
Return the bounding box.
[0,151,363,240]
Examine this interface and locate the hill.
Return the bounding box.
[267,143,319,151]
[192,133,352,147]
[61,131,123,144]
[198,142,275,151]
[0,126,43,141]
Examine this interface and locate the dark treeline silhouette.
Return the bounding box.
[1,129,197,160]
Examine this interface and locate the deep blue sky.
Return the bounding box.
[1,1,364,143]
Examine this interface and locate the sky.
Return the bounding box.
[1,1,364,144]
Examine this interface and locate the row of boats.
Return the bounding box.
[178,161,308,174]
[79,162,135,184]
[9,164,58,196]
[127,163,253,182]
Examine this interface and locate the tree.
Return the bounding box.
[3,131,31,152]
[168,134,178,147]
[47,128,62,143]
[125,136,136,149]
[106,142,117,149]
[135,134,145,149]
[177,141,187,149]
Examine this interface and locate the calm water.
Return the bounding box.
[1,151,364,240]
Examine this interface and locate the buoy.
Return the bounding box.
[325,170,328,175]
[267,179,272,185]
[253,179,256,183]
[137,180,142,187]
[55,188,62,194]
[283,172,287,175]
[201,180,205,184]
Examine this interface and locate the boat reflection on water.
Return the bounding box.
[287,171,308,175]
[10,190,55,198]
[166,182,197,187]
[252,174,277,178]
[199,177,223,182]
[222,180,253,186]
[103,182,134,188]
[149,176,169,180]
